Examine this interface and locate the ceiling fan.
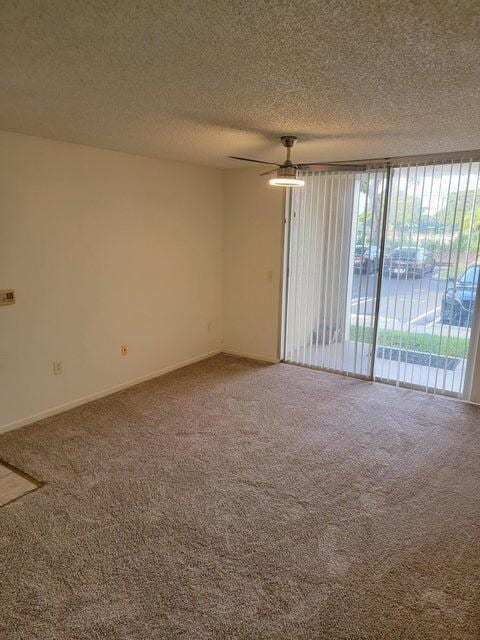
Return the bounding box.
[228,136,365,187]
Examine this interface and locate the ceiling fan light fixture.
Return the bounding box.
[269,177,305,187]
[269,166,304,188]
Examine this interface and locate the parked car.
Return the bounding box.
[441,264,479,326]
[354,245,379,274]
[383,247,435,278]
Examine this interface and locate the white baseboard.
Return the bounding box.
[221,349,280,364]
[0,349,221,435]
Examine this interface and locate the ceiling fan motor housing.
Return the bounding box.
[277,165,300,179]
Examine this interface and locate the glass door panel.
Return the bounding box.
[284,167,387,377]
[374,160,480,398]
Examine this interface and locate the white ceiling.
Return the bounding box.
[1,0,479,168]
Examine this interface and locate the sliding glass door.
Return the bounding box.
[283,156,480,400]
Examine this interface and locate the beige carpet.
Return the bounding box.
[0,354,479,639]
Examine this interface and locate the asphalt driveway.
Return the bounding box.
[351,271,448,326]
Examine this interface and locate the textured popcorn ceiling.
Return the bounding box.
[0,0,479,168]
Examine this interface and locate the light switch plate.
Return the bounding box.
[53,361,63,375]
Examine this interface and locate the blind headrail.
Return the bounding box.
[321,149,480,168]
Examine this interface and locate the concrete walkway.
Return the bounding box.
[288,338,466,395]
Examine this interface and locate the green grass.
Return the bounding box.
[351,326,469,358]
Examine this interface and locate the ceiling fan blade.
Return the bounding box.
[298,162,366,172]
[228,156,281,166]
[260,168,278,176]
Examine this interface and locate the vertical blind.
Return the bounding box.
[284,166,387,377]
[283,158,480,400]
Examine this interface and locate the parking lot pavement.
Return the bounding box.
[351,271,448,326]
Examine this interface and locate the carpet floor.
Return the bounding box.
[0,354,479,639]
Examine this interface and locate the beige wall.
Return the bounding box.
[222,168,285,362]
[465,301,480,403]
[0,131,223,429]
[472,350,480,403]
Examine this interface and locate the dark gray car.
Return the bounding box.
[383,247,435,278]
[354,245,379,274]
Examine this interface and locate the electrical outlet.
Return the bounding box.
[267,270,273,282]
[53,361,63,375]
[121,344,128,356]
[207,321,212,332]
